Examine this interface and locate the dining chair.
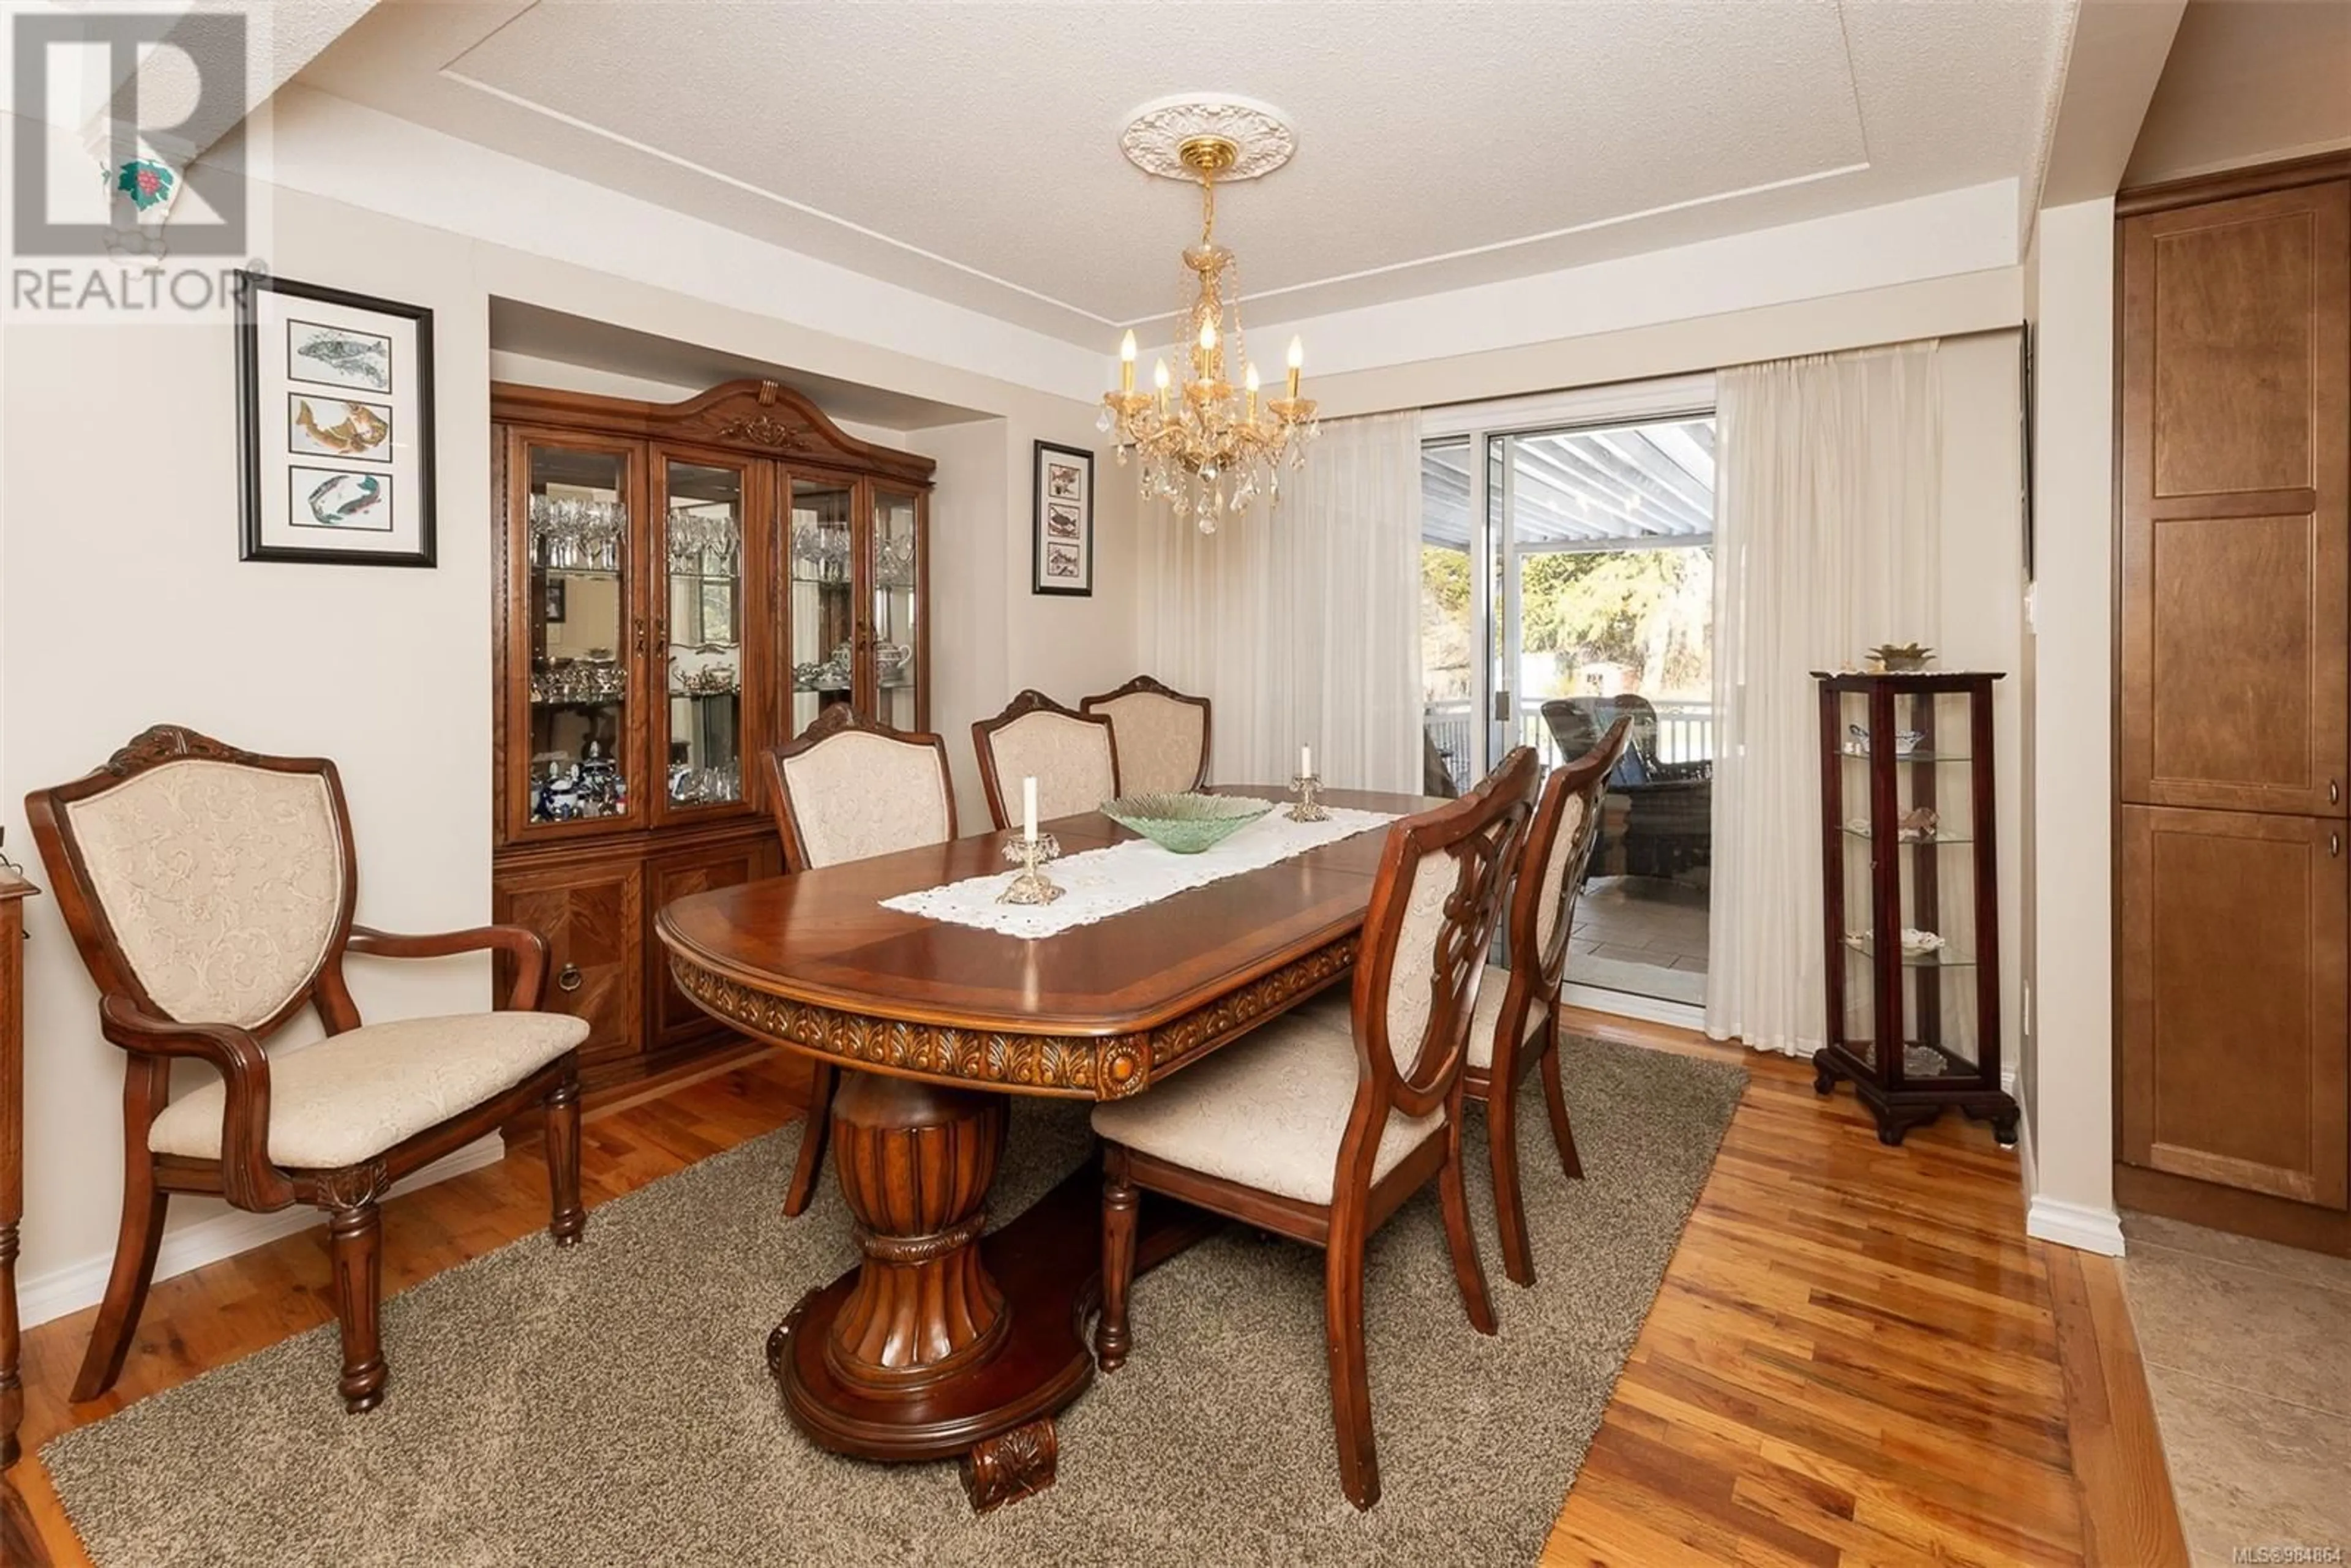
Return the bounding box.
[1464,716,1631,1288]
[971,689,1120,830]
[1079,675,1210,795]
[1092,746,1541,1510]
[760,704,958,1215]
[26,725,587,1414]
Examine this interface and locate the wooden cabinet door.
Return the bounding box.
[645,836,781,1052]
[2120,805,2349,1208]
[2119,182,2351,816]
[496,860,643,1067]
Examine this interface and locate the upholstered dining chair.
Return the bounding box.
[24,726,587,1415]
[970,689,1120,830]
[1092,746,1541,1510]
[1079,675,1210,795]
[760,704,958,1215]
[1464,716,1631,1288]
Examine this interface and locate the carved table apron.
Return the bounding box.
[653,787,1423,1510]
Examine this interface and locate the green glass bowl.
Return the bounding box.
[1101,792,1276,854]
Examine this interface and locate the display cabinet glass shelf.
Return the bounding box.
[493,378,936,1100]
[1813,670,2018,1146]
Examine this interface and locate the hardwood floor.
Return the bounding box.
[7,1019,2177,1566]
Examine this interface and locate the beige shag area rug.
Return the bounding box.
[45,1035,1743,1567]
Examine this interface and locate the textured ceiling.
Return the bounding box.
[298,1,2068,346]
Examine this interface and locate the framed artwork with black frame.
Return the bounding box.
[236,269,437,567]
[1032,440,1093,596]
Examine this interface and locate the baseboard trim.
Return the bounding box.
[2028,1194,2128,1256]
[1561,983,1706,1033]
[18,1136,505,1330]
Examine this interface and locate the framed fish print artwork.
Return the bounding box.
[236,271,436,566]
[1032,440,1093,596]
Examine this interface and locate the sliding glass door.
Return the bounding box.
[1420,405,1718,1010]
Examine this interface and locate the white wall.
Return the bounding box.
[2,171,1134,1321]
[1935,331,2030,1078]
[2021,197,2121,1254]
[3,192,497,1317]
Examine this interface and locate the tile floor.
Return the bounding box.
[2118,1212,2351,1566]
[1569,874,1709,1004]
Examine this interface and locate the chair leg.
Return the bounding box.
[1323,1221,1380,1510]
[782,1062,836,1218]
[1439,1115,1498,1335]
[70,1167,168,1402]
[545,1073,586,1246]
[1485,1071,1537,1288]
[326,1202,388,1414]
[1539,1018,1584,1180]
[1095,1146,1138,1371]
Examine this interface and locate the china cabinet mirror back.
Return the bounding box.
[492,377,936,1098]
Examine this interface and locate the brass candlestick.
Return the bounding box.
[997,831,1065,905]
[1288,774,1329,822]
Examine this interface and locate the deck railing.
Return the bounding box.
[1423,697,1715,792]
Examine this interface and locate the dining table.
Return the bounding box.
[653,784,1432,1511]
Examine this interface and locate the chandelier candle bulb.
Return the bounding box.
[1286,337,1303,400]
[1245,362,1260,420]
[1120,330,1136,393]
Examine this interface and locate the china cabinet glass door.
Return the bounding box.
[869,486,923,730]
[522,438,640,828]
[656,452,749,819]
[788,474,858,737]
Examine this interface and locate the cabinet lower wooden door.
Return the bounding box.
[646,838,779,1052]
[497,860,644,1073]
[2119,181,2351,816]
[2120,805,2349,1207]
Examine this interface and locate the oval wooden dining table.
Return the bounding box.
[654,785,1430,1510]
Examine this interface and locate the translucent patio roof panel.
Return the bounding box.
[1422,419,1715,550]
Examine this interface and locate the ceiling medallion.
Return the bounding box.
[1103,97,1316,533]
[1118,94,1297,183]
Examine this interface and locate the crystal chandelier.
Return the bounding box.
[1100,131,1317,533]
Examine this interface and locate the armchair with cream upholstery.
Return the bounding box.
[970,689,1119,829]
[760,704,958,1214]
[1090,746,1540,1510]
[1080,675,1210,795]
[26,726,587,1415]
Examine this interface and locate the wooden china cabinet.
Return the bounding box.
[491,378,934,1097]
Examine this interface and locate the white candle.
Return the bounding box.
[1022,776,1038,843]
[1301,745,1313,779]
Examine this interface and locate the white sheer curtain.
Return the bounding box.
[1147,410,1423,792]
[1708,342,1943,1054]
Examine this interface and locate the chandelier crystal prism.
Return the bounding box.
[1100,130,1316,533]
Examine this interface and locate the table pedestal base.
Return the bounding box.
[767,1069,1218,1510]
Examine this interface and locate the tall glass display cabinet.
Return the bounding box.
[1813,670,2020,1147]
[493,378,935,1098]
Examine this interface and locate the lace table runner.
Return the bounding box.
[880,800,1400,939]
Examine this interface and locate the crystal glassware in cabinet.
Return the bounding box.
[523,441,635,827]
[870,486,922,730]
[660,457,748,814]
[789,477,857,737]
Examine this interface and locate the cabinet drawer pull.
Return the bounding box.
[2331,834,2341,860]
[557,963,583,993]
[2332,779,2341,805]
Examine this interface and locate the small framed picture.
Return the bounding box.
[1032,440,1093,596]
[544,577,567,623]
[237,271,435,566]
